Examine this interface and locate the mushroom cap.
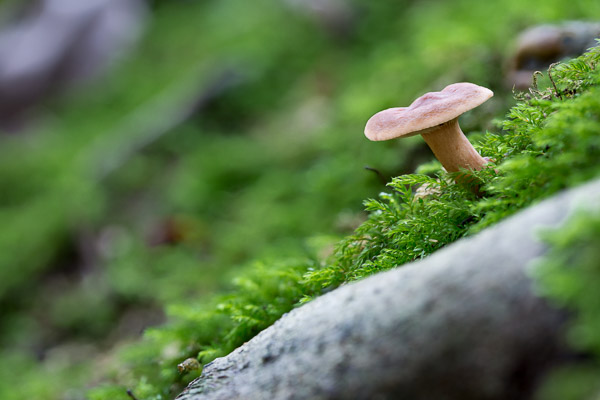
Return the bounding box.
[364,82,493,141]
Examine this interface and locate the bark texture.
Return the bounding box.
[176,179,600,400]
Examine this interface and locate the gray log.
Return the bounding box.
[177,179,600,400]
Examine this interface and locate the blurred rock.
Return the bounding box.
[507,21,600,90]
[0,0,148,131]
[283,0,355,38]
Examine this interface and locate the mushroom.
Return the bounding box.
[364,82,493,178]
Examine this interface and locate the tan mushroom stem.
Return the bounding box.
[420,118,487,173]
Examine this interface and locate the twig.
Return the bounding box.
[364,166,388,185]
[126,389,139,400]
[531,71,543,91]
[548,62,563,100]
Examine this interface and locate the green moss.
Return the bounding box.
[305,43,600,293]
[86,258,317,399]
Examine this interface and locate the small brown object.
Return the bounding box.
[178,357,201,374]
[364,83,493,175]
[507,22,600,90]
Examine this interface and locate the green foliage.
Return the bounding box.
[471,49,600,230]
[102,37,600,400]
[88,258,317,399]
[535,364,600,400]
[533,210,600,400]
[0,350,91,400]
[305,43,600,293]
[2,0,600,399]
[302,174,476,291]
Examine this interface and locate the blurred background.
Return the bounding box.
[0,0,598,398]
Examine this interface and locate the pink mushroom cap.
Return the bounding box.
[364,82,493,141]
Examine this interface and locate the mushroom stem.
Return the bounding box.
[421,118,487,173]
